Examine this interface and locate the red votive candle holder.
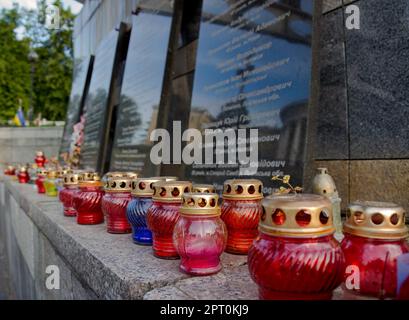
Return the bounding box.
[147,181,192,259]
[17,166,30,183]
[173,193,227,275]
[73,172,104,225]
[248,194,345,300]
[4,165,16,176]
[101,177,133,234]
[341,201,409,299]
[34,150,46,168]
[59,173,81,216]
[221,179,263,255]
[35,168,48,193]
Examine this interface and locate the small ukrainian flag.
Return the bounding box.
[13,107,26,127]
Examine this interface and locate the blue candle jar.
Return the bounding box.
[126,177,177,245]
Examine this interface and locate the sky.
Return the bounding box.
[0,0,83,14]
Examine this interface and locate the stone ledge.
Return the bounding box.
[1,176,249,299]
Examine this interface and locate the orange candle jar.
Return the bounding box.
[248,194,345,300]
[59,173,80,216]
[341,201,409,298]
[101,177,133,234]
[221,179,263,254]
[147,181,192,259]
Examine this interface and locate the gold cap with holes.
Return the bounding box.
[57,168,73,178]
[344,201,408,240]
[192,184,216,193]
[152,181,192,203]
[37,168,48,176]
[63,173,81,186]
[104,171,138,181]
[47,170,58,179]
[180,193,220,217]
[131,177,175,197]
[78,172,102,187]
[36,150,44,157]
[104,177,132,192]
[260,194,334,238]
[222,179,263,200]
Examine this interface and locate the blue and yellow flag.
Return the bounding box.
[13,107,26,127]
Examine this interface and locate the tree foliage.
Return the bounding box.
[0,0,75,123]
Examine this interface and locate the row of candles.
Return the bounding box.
[3,153,409,300]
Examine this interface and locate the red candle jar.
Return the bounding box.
[147,181,192,259]
[248,194,345,300]
[4,165,16,176]
[59,173,80,216]
[192,184,216,193]
[35,168,48,193]
[173,193,227,275]
[221,179,263,254]
[34,151,46,168]
[341,201,409,299]
[101,177,133,234]
[73,172,104,225]
[17,166,30,183]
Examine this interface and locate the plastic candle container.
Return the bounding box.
[341,201,409,299]
[147,181,192,259]
[58,173,80,217]
[4,165,16,176]
[221,179,263,255]
[73,172,104,225]
[35,169,48,194]
[44,170,58,196]
[17,166,30,183]
[248,194,345,300]
[101,177,133,234]
[126,177,177,245]
[34,151,46,168]
[173,193,227,275]
[192,184,216,193]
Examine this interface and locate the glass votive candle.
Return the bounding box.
[4,165,16,176]
[101,177,133,234]
[221,179,263,254]
[44,170,58,196]
[58,173,80,217]
[341,201,409,299]
[73,172,104,225]
[173,193,227,275]
[126,177,177,245]
[192,184,216,193]
[17,166,30,183]
[147,181,192,259]
[35,169,48,194]
[34,150,46,168]
[248,194,345,300]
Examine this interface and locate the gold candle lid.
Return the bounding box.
[152,181,192,202]
[150,176,178,182]
[37,168,48,176]
[19,166,28,172]
[78,172,102,187]
[222,179,263,200]
[180,193,220,217]
[192,184,216,193]
[36,150,44,157]
[260,194,334,238]
[104,171,138,181]
[57,168,73,178]
[47,170,58,179]
[344,201,408,240]
[131,177,168,197]
[104,177,132,192]
[63,173,81,186]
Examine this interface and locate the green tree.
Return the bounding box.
[0,0,75,123]
[0,4,31,122]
